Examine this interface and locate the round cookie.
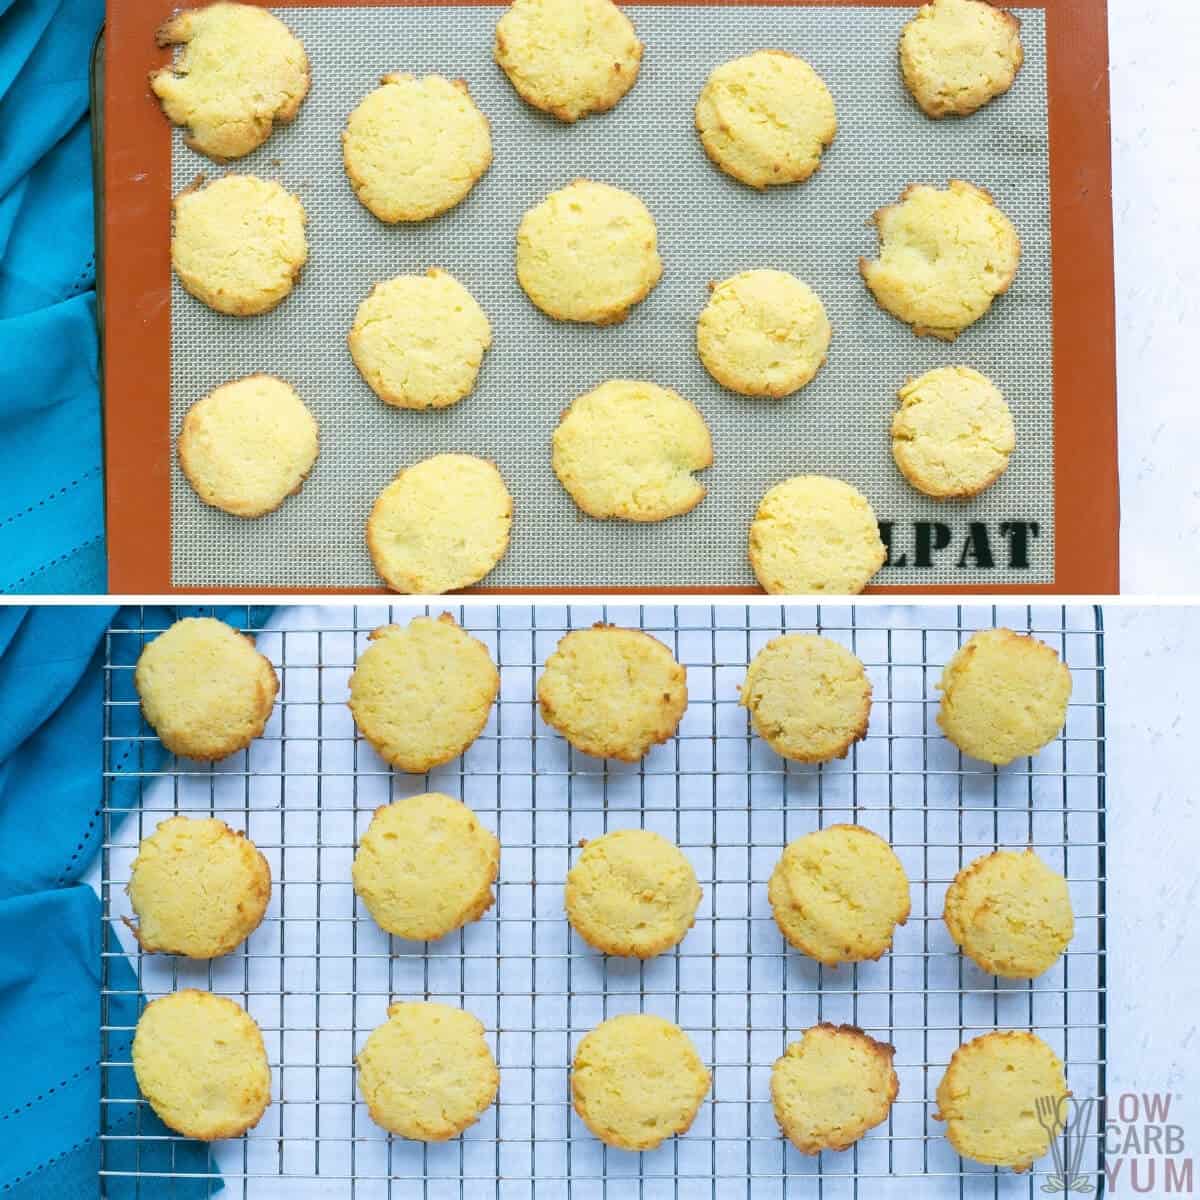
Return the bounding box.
[571,1014,711,1151]
[771,1024,899,1154]
[935,1031,1069,1171]
[936,628,1072,765]
[516,180,662,325]
[348,615,499,772]
[150,2,310,161]
[552,380,712,521]
[495,0,643,123]
[892,366,1015,498]
[859,179,1020,341]
[178,374,319,517]
[366,454,513,593]
[349,270,492,410]
[357,1002,499,1141]
[342,73,491,223]
[944,849,1074,978]
[353,794,500,941]
[769,825,911,964]
[565,829,701,958]
[740,634,872,763]
[697,270,832,398]
[135,617,278,761]
[132,989,270,1140]
[695,51,836,190]
[127,816,271,958]
[748,475,887,595]
[900,0,1023,119]
[172,175,307,316]
[537,625,688,762]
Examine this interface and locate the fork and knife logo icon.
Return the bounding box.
[1037,1095,1098,1194]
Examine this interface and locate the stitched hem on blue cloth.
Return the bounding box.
[2,535,104,593]
[0,1065,95,1124]
[0,468,101,532]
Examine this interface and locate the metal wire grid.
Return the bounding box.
[98,604,1106,1198]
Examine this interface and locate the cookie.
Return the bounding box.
[516,180,662,325]
[859,180,1020,340]
[936,628,1072,765]
[343,73,491,223]
[740,634,872,763]
[697,270,832,398]
[349,270,492,410]
[900,0,1023,119]
[353,794,500,941]
[150,2,309,161]
[944,849,1074,978]
[935,1031,1069,1171]
[769,825,911,965]
[126,817,271,958]
[177,374,319,517]
[891,366,1015,498]
[357,1002,499,1141]
[695,51,837,190]
[748,475,887,595]
[366,454,513,594]
[172,175,307,316]
[572,1014,711,1151]
[552,380,712,521]
[565,829,701,958]
[135,617,278,761]
[348,615,499,772]
[537,625,688,762]
[495,0,643,123]
[771,1024,898,1154]
[132,990,270,1141]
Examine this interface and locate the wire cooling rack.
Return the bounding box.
[98,604,1106,1198]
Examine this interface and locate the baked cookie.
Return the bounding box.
[900,0,1023,119]
[127,817,271,958]
[178,374,319,517]
[516,180,662,325]
[348,615,499,772]
[357,1002,499,1141]
[892,366,1015,498]
[859,180,1020,340]
[697,270,832,398]
[944,849,1074,978]
[343,73,491,223]
[572,1014,711,1151]
[495,0,643,122]
[740,634,872,763]
[150,2,309,161]
[772,1024,898,1154]
[537,625,688,762]
[349,270,492,410]
[565,829,701,958]
[935,1031,1069,1171]
[353,794,500,941]
[552,381,712,521]
[748,475,887,595]
[172,175,307,316]
[937,628,1072,765]
[132,989,270,1140]
[135,617,278,760]
[769,825,910,964]
[366,454,513,593]
[695,51,837,189]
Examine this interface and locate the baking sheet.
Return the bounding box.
[167,5,1054,590]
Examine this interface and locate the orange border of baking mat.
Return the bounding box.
[102,0,1118,596]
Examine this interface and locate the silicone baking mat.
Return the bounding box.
[101,1,1118,593]
[98,603,1107,1196]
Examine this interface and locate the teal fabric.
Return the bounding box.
[0,0,107,593]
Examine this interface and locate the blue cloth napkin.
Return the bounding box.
[0,607,272,1197]
[0,0,107,593]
